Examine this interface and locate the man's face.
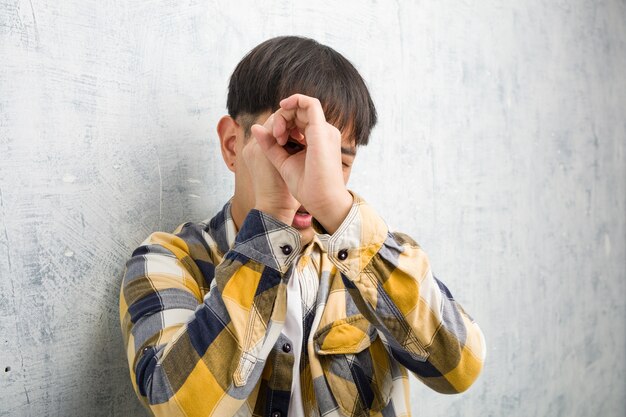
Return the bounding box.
[231,111,357,245]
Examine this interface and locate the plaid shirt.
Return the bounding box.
[119,191,486,417]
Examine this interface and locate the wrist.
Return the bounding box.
[254,204,296,226]
[313,190,353,234]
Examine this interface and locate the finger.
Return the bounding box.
[273,107,312,144]
[279,94,326,126]
[250,123,274,145]
[261,113,276,134]
[253,124,291,174]
[289,127,304,142]
[272,108,306,146]
[272,110,290,146]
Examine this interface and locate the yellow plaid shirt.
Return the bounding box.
[119,191,486,417]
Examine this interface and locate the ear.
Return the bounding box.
[216,115,240,173]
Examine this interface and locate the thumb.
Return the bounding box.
[250,123,273,146]
[251,123,290,175]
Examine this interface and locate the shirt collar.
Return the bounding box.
[207,198,332,257]
[205,198,238,256]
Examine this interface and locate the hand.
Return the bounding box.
[243,114,300,225]
[250,94,353,233]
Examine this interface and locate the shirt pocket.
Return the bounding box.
[313,314,393,417]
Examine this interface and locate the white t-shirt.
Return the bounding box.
[282,251,320,417]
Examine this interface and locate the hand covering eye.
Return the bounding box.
[283,138,305,155]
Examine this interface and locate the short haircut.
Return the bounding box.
[227,36,377,146]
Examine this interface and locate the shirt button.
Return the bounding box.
[271,411,282,417]
[337,249,348,260]
[280,245,293,255]
[282,343,292,353]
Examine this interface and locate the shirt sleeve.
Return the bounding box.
[324,191,486,394]
[119,209,300,417]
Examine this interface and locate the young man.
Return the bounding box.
[119,36,486,417]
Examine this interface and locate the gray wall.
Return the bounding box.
[1,0,624,416]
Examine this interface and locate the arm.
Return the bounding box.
[119,212,299,416]
[120,98,308,416]
[254,93,485,393]
[322,192,486,394]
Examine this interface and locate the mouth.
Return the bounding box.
[292,206,312,229]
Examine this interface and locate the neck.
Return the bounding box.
[229,196,247,233]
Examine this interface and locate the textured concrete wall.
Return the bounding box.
[1,1,624,416]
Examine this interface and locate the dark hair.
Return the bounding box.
[227,36,377,146]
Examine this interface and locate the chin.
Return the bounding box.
[298,228,315,245]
